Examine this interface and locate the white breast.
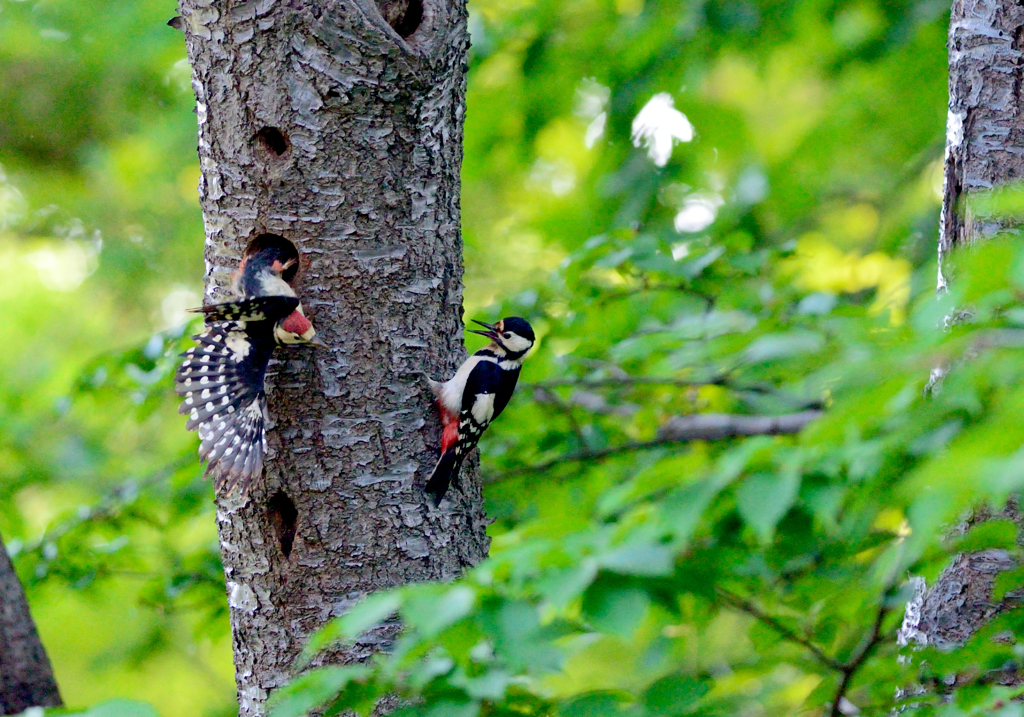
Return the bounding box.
[438,355,495,415]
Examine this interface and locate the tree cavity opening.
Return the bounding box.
[243,234,301,285]
[255,126,290,158]
[378,0,423,39]
[267,491,298,559]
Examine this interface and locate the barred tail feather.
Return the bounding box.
[425,449,462,506]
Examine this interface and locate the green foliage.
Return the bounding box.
[271,229,1024,715]
[3,0,1022,714]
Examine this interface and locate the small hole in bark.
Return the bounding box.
[255,127,289,157]
[267,491,298,559]
[378,0,423,38]
[243,234,301,285]
[326,88,341,98]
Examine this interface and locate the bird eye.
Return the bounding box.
[503,332,512,339]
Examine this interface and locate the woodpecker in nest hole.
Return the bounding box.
[175,247,327,495]
[425,317,535,504]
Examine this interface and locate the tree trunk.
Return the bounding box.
[176,1,489,712]
[901,0,1024,655]
[939,0,1024,283]
[0,533,62,714]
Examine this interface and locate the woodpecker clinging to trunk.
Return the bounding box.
[174,246,327,495]
[425,316,535,504]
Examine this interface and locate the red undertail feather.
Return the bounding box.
[441,419,459,454]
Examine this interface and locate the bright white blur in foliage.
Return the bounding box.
[631,93,694,166]
[575,78,611,149]
[27,242,97,292]
[674,193,724,233]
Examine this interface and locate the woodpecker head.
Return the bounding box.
[275,307,329,348]
[470,316,535,358]
[234,246,298,298]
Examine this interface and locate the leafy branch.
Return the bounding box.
[486,410,822,481]
[717,588,844,671]
[829,594,893,717]
[718,586,895,716]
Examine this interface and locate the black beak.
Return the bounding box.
[469,319,501,341]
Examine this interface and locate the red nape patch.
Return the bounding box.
[441,421,459,453]
[282,311,312,335]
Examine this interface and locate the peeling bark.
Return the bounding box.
[176,1,488,712]
[0,533,62,715]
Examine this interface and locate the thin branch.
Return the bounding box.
[595,278,717,310]
[531,387,590,441]
[829,595,893,717]
[717,588,844,672]
[485,410,822,482]
[526,375,729,390]
[525,374,824,410]
[657,411,822,442]
[718,583,895,717]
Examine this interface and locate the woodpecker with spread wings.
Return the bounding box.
[425,317,535,504]
[175,247,326,495]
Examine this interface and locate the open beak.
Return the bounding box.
[469,319,500,341]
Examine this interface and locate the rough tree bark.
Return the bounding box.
[175,1,489,712]
[938,0,1024,281]
[0,532,62,714]
[900,0,1024,659]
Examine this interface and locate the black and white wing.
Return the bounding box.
[425,359,504,504]
[191,295,299,323]
[175,314,278,495]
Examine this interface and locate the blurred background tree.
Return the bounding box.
[7,0,1024,714]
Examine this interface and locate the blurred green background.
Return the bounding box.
[8,0,1017,714]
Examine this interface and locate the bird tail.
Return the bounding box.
[425,449,462,506]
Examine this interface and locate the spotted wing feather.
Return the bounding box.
[191,295,299,323]
[175,319,277,495]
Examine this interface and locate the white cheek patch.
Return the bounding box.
[471,393,495,425]
[503,334,533,353]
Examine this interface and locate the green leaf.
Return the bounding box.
[405,585,476,637]
[418,701,481,717]
[301,593,402,665]
[559,692,631,717]
[743,332,824,363]
[268,666,371,717]
[735,470,801,542]
[478,598,561,673]
[644,673,709,715]
[993,565,1024,602]
[951,519,1019,554]
[599,544,674,577]
[583,581,650,637]
[64,700,160,717]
